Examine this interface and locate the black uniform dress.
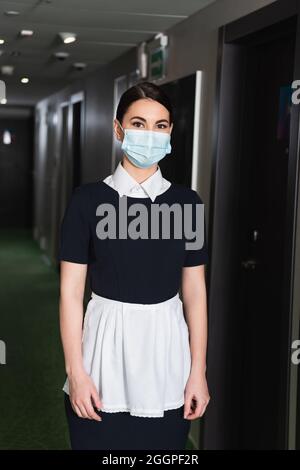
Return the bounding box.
[58,180,209,450]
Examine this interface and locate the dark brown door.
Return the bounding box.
[237,31,295,449]
[204,10,298,450]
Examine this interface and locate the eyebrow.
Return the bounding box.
[130,116,169,124]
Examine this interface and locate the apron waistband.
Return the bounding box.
[90,291,180,308]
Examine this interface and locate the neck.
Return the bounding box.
[121,156,158,183]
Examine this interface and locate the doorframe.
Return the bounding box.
[191,70,203,191]
[70,90,85,185]
[205,0,300,449]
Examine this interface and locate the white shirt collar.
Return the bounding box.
[104,161,170,202]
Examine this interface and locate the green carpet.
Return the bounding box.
[0,229,69,449]
[0,228,195,450]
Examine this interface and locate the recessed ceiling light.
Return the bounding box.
[64,36,76,44]
[5,10,20,16]
[21,77,29,83]
[20,30,34,37]
[1,98,7,104]
[0,39,5,45]
[54,51,70,60]
[1,65,14,76]
[58,32,76,44]
[73,62,86,70]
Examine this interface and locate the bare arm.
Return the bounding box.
[59,261,102,421]
[181,264,210,420]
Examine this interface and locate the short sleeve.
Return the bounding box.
[183,190,209,267]
[58,186,91,264]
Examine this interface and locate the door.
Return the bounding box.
[237,28,295,450]
[204,10,298,450]
[53,93,85,265]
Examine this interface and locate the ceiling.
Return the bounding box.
[0,0,217,105]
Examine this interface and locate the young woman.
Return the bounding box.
[58,81,210,450]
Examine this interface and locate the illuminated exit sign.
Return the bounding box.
[149,47,166,81]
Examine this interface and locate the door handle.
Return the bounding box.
[241,258,258,270]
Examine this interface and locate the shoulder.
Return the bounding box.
[67,183,93,209]
[170,182,204,204]
[72,181,100,194]
[71,181,111,202]
[64,183,104,219]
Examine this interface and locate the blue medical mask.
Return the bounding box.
[118,121,172,168]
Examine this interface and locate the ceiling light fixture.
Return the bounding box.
[3,130,12,144]
[0,39,5,45]
[21,77,29,83]
[5,10,20,16]
[73,62,86,71]
[1,65,14,76]
[58,32,76,44]
[20,30,34,37]
[54,51,70,61]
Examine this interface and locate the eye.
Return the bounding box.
[157,124,168,129]
[132,121,144,128]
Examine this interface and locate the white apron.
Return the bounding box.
[62,292,191,418]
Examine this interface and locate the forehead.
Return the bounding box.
[126,98,169,120]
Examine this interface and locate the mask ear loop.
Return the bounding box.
[117,120,125,134]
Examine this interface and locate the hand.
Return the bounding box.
[183,370,210,420]
[68,368,103,421]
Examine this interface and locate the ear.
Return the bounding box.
[113,119,123,142]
